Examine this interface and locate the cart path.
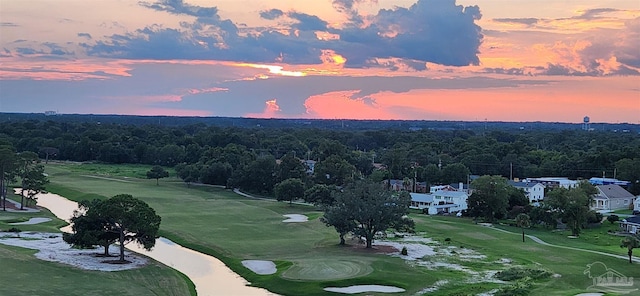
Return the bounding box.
[480,224,640,263]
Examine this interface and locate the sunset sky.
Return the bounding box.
[1,0,639,123]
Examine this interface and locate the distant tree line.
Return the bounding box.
[0,119,638,196]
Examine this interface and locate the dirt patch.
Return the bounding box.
[350,243,399,254]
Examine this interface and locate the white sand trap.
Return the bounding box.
[9,217,52,225]
[324,285,405,294]
[282,214,308,223]
[0,232,147,271]
[241,260,277,275]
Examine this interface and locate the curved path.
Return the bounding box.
[233,188,313,206]
[481,224,640,263]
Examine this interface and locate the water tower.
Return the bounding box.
[582,116,590,131]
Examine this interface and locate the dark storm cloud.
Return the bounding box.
[165,75,551,116]
[77,33,92,39]
[259,9,284,20]
[84,0,483,68]
[13,42,73,57]
[336,0,482,67]
[287,12,328,31]
[332,0,375,25]
[493,18,538,25]
[139,0,218,17]
[0,22,19,27]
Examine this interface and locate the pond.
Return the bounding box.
[36,192,276,296]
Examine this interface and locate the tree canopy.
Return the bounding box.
[620,235,640,264]
[0,145,18,211]
[146,165,169,185]
[64,194,161,262]
[274,178,304,205]
[322,180,413,248]
[467,175,510,222]
[545,182,597,236]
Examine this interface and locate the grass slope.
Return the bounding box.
[0,243,194,296]
[24,163,640,295]
[0,186,195,296]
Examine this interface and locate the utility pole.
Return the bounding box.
[510,163,513,180]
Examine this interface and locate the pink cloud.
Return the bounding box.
[244,99,283,118]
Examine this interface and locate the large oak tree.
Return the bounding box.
[64,194,161,262]
[323,180,413,248]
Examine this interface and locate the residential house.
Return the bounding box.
[430,185,457,192]
[449,182,472,195]
[620,216,640,234]
[525,177,579,189]
[591,184,635,211]
[410,190,468,215]
[634,196,640,212]
[386,179,428,193]
[302,160,316,175]
[508,181,545,203]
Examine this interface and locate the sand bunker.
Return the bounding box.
[0,232,147,271]
[282,214,308,223]
[241,260,277,275]
[324,285,405,294]
[9,217,52,225]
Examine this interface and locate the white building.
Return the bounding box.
[524,177,579,189]
[508,181,545,203]
[410,190,468,215]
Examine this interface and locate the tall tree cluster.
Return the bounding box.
[0,144,49,210]
[0,118,638,196]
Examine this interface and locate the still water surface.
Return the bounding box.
[36,192,275,296]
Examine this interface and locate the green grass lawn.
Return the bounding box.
[6,162,639,296]
[0,184,195,296]
[0,244,194,296]
[611,209,633,215]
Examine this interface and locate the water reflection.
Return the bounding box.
[35,192,276,296]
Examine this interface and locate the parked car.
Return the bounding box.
[633,210,640,215]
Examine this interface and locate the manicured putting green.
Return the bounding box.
[282,259,373,281]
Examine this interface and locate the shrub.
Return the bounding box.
[496,267,552,281]
[401,246,408,256]
[7,227,21,233]
[607,215,619,224]
[444,237,451,242]
[495,278,533,296]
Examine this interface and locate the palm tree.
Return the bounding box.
[620,235,640,264]
[515,213,531,242]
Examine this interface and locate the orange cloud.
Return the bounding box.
[233,63,306,77]
[245,99,283,118]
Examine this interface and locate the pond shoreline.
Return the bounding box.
[32,190,276,296]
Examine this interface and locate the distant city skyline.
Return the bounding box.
[1,0,639,123]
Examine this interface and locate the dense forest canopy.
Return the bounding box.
[1,114,639,195]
